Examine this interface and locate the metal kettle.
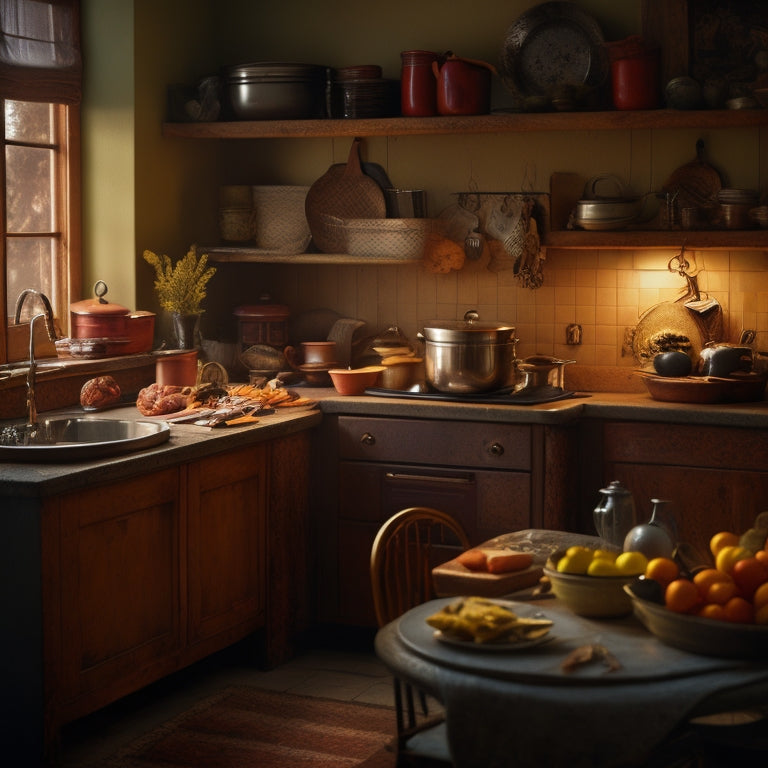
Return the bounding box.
[593,480,636,548]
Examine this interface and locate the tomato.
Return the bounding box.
[715,545,752,574]
[731,557,768,600]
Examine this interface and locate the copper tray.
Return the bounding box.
[636,371,767,403]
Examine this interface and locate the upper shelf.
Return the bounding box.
[162,109,768,140]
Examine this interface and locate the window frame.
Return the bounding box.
[0,0,81,365]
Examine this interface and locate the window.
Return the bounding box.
[0,0,81,364]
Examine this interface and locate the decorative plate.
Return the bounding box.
[499,1,609,99]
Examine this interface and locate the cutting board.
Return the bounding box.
[432,558,543,598]
[304,138,386,252]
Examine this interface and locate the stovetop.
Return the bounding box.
[364,384,581,406]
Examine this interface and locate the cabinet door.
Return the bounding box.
[57,467,182,707]
[186,444,267,653]
[337,461,531,626]
[603,422,768,556]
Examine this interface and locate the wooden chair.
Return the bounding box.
[371,507,470,767]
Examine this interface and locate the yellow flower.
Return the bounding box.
[144,245,216,315]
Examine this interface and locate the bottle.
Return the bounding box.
[593,480,636,548]
[400,50,438,117]
[623,499,676,560]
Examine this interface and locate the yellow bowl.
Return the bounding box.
[328,366,385,396]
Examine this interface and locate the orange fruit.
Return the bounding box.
[705,580,737,605]
[755,550,768,567]
[665,578,701,614]
[724,596,754,624]
[731,557,768,600]
[753,581,768,612]
[698,603,727,622]
[715,545,752,575]
[709,531,739,558]
[693,568,733,598]
[645,557,679,588]
[755,603,768,626]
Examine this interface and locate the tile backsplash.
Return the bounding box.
[260,247,768,373]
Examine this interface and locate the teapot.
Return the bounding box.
[593,480,636,548]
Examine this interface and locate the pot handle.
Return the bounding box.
[585,174,629,200]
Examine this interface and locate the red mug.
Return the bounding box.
[432,52,496,116]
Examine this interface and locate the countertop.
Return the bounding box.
[2,385,767,495]
[0,403,322,496]
[317,387,768,428]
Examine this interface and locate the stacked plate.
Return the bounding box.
[718,188,760,229]
[329,65,399,118]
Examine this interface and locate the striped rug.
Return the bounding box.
[95,687,396,768]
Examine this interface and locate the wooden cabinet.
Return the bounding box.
[595,421,768,557]
[318,414,577,626]
[1,429,312,766]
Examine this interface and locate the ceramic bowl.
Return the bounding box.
[543,550,635,618]
[328,366,384,395]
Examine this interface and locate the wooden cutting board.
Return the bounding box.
[432,557,543,598]
[305,138,386,253]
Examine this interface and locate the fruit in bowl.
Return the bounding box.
[543,546,644,618]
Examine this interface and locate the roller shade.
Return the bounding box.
[0,0,81,103]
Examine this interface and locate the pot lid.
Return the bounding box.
[234,297,290,321]
[421,310,516,343]
[70,281,130,317]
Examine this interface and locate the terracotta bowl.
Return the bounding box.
[329,366,384,395]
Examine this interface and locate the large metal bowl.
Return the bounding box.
[223,62,327,120]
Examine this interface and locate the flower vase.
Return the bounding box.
[171,312,200,350]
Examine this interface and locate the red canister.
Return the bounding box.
[432,53,496,116]
[607,37,660,111]
[400,50,438,116]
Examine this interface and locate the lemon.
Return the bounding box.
[557,549,593,574]
[592,549,618,563]
[615,551,648,575]
[587,558,620,576]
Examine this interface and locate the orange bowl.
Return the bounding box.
[328,366,384,395]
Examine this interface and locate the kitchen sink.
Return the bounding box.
[0,416,171,462]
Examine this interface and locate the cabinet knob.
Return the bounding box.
[488,442,505,457]
[361,432,376,446]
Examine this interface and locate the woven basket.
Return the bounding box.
[251,185,311,253]
[320,214,441,259]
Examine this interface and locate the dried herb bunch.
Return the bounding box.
[144,245,216,315]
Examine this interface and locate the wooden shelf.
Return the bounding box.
[203,246,420,265]
[545,229,768,250]
[162,109,768,140]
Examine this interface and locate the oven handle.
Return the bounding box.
[385,472,473,485]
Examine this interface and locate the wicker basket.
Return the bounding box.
[319,214,441,259]
[251,185,311,253]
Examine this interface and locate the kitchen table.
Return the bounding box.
[375,595,768,768]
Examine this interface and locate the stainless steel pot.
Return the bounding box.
[418,310,518,393]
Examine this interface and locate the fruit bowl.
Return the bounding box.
[543,549,635,618]
[624,583,768,659]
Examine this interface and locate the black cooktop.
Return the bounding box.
[364,384,582,406]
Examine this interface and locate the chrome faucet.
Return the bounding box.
[14,289,57,430]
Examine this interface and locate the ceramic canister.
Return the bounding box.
[155,350,199,387]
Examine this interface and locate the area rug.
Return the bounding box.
[95,687,397,768]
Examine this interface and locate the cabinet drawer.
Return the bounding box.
[338,415,531,470]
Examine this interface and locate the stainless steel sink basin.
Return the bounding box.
[0,417,171,462]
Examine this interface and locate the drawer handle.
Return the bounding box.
[488,442,505,457]
[360,432,376,446]
[385,472,472,485]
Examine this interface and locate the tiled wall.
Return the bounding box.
[260,246,768,380]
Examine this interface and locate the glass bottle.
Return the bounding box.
[593,480,636,548]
